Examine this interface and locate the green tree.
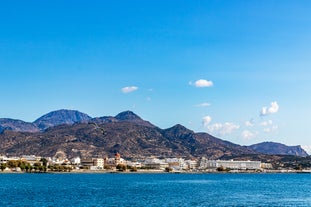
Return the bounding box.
[18,161,28,172]
[19,163,26,172]
[28,165,34,173]
[40,158,48,167]
[25,164,30,173]
[7,160,19,168]
[116,164,127,172]
[216,166,230,172]
[104,165,112,170]
[130,166,137,172]
[0,163,7,171]
[165,167,173,172]
[33,162,42,172]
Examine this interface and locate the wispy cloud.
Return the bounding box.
[202,116,212,127]
[260,101,279,116]
[207,122,240,136]
[196,102,211,107]
[190,79,214,88]
[260,120,273,126]
[263,125,278,133]
[245,119,254,127]
[121,86,138,93]
[241,130,257,140]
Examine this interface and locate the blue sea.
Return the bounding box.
[1,173,311,206]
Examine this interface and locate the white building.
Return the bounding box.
[93,158,104,169]
[199,158,261,170]
[0,155,19,164]
[199,157,217,169]
[127,161,142,168]
[20,155,41,165]
[144,157,169,170]
[217,160,261,170]
[165,158,187,170]
[81,158,104,170]
[71,157,81,165]
[185,160,198,170]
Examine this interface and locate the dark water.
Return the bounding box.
[1,173,311,206]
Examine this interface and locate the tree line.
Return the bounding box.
[0,158,72,173]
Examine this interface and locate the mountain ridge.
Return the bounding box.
[0,118,39,133]
[0,109,308,157]
[248,142,308,157]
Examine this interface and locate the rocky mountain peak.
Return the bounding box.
[33,109,92,130]
[166,124,193,134]
[114,111,154,128]
[115,111,142,121]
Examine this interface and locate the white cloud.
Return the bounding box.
[263,125,278,133]
[196,102,211,107]
[241,130,257,140]
[202,116,212,127]
[260,120,273,126]
[191,79,214,88]
[207,122,240,136]
[260,107,268,116]
[263,128,271,133]
[260,101,279,116]
[121,86,138,93]
[268,101,279,114]
[245,119,254,127]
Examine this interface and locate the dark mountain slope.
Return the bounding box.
[0,120,256,159]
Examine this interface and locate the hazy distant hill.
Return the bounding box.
[248,142,308,157]
[33,109,92,130]
[0,118,39,133]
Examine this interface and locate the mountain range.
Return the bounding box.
[0,109,308,160]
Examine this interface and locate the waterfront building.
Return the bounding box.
[127,161,142,168]
[71,157,81,165]
[20,155,41,166]
[0,155,20,164]
[199,157,217,169]
[261,162,273,169]
[144,157,169,169]
[199,158,262,170]
[217,160,261,170]
[81,158,104,170]
[185,159,198,170]
[81,158,105,170]
[93,158,104,169]
[165,158,187,170]
[81,158,93,168]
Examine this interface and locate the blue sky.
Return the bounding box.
[1,1,311,151]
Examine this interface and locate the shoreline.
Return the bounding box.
[1,169,311,174]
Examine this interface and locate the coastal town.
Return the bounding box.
[0,152,281,173]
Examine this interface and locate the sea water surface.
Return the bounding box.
[1,173,311,206]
